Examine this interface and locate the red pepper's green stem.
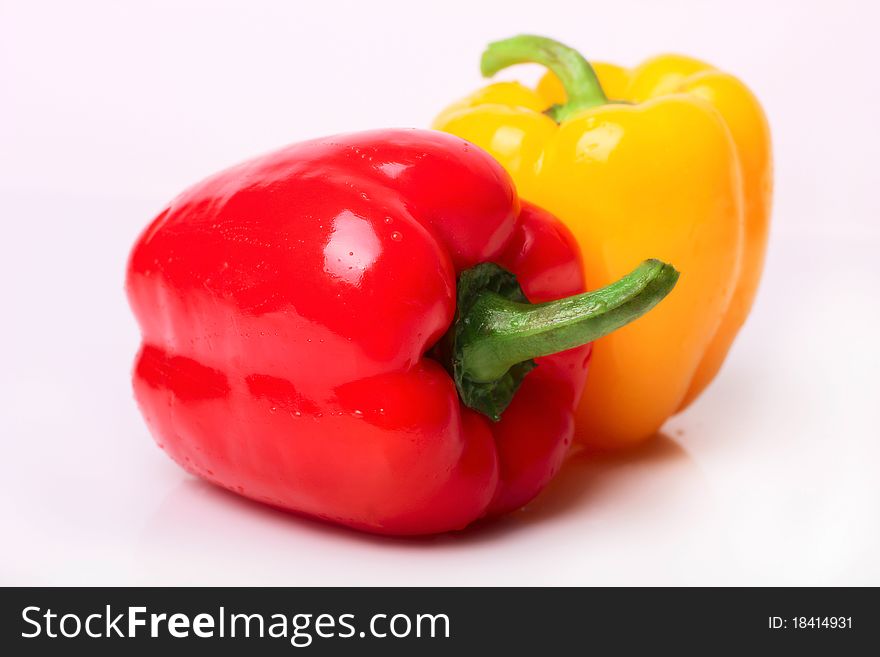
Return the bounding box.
[458,260,678,384]
[480,34,608,122]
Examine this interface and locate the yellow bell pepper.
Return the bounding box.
[434,35,772,449]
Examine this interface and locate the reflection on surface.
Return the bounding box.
[490,126,527,160]
[323,210,381,286]
[136,344,230,401]
[377,161,410,179]
[139,433,702,551]
[574,121,624,163]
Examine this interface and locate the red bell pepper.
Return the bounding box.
[127,129,677,535]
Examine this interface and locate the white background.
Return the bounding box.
[2,0,879,585]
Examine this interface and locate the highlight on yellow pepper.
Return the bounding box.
[434,35,772,449]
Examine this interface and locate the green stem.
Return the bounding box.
[481,34,608,122]
[448,259,678,420]
[459,260,678,383]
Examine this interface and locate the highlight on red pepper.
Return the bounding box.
[126,129,677,535]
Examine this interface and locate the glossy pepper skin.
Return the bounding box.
[127,129,676,535]
[434,35,772,449]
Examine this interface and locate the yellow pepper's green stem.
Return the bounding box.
[481,34,608,122]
